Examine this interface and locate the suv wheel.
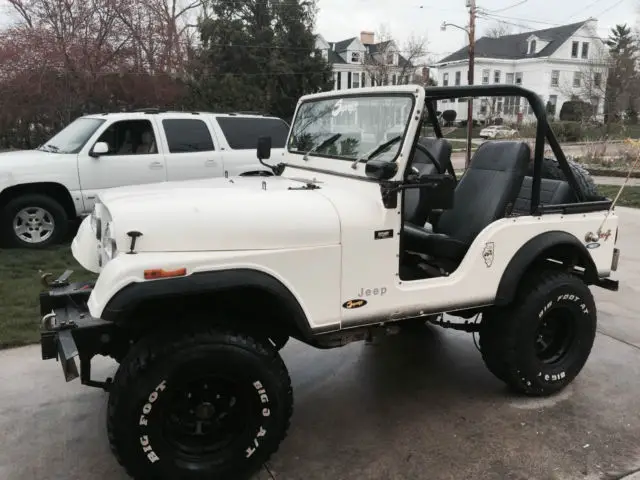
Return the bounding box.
[2,194,68,248]
[479,270,597,396]
[107,326,293,480]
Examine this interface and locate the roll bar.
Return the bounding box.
[423,84,586,215]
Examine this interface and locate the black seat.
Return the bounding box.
[512,177,575,215]
[403,137,454,226]
[403,141,531,267]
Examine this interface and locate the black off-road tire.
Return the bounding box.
[529,157,600,200]
[107,326,293,480]
[479,270,597,396]
[1,194,68,248]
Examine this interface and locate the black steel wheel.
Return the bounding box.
[107,326,293,480]
[480,270,596,396]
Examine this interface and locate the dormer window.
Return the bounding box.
[351,52,360,63]
[529,39,536,54]
[387,52,394,64]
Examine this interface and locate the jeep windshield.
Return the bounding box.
[288,93,415,167]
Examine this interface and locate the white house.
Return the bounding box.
[314,31,428,90]
[432,19,609,123]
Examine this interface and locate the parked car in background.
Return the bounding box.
[0,109,289,248]
[479,125,518,139]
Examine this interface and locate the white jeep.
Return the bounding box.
[39,84,621,480]
[0,110,288,248]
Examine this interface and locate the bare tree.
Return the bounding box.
[483,21,513,38]
[364,24,428,86]
[558,42,610,120]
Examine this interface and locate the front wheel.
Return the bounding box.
[479,270,597,396]
[107,326,293,480]
[1,194,68,248]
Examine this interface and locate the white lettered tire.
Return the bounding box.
[107,326,293,480]
[479,270,597,396]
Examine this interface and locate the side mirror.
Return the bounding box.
[365,159,398,180]
[257,136,272,160]
[90,141,109,157]
[417,173,455,210]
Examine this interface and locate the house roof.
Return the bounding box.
[436,21,588,64]
[333,37,357,52]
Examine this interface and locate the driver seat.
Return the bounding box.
[402,141,531,270]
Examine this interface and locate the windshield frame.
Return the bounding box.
[286,92,417,164]
[41,117,107,154]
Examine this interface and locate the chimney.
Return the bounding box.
[361,31,375,45]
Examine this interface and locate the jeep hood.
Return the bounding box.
[99,176,342,252]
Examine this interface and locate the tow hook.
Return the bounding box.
[40,269,73,289]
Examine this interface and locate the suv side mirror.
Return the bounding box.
[90,141,109,157]
[257,136,271,160]
[365,159,398,180]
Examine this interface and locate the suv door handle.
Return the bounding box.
[149,161,164,170]
[204,159,216,167]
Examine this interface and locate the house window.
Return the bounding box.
[529,40,536,54]
[573,71,581,87]
[443,73,449,86]
[515,72,523,85]
[594,72,602,88]
[455,71,461,86]
[506,72,514,84]
[494,70,501,83]
[582,42,589,59]
[387,53,394,64]
[347,72,352,88]
[336,72,341,90]
[547,95,558,115]
[550,70,560,87]
[571,41,579,58]
[392,74,397,85]
[351,52,360,63]
[497,98,503,113]
[361,72,365,87]
[352,72,360,88]
[482,69,490,84]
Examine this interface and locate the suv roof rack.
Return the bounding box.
[228,111,272,117]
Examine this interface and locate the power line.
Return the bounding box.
[485,0,528,13]
[563,0,602,21]
[593,0,627,17]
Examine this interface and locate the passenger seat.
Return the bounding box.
[512,177,575,215]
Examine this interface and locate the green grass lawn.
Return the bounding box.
[598,185,640,208]
[0,245,96,349]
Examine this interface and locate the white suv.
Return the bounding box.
[0,110,289,248]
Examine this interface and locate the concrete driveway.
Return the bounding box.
[2,208,640,480]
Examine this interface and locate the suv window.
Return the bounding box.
[96,119,157,155]
[215,117,289,150]
[162,118,215,153]
[162,119,215,153]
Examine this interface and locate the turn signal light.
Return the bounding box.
[144,268,187,280]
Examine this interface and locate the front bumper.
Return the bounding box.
[40,271,115,390]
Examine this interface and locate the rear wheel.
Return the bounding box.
[479,270,597,396]
[107,326,293,480]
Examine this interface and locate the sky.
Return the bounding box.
[0,0,636,63]
[314,0,638,62]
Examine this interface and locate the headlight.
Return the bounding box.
[103,222,117,259]
[90,207,102,240]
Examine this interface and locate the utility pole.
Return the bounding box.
[442,0,477,169]
[465,0,476,169]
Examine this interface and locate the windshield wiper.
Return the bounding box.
[350,135,402,169]
[39,144,60,152]
[303,133,342,161]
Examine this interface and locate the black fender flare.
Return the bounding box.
[495,231,598,306]
[101,268,312,340]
